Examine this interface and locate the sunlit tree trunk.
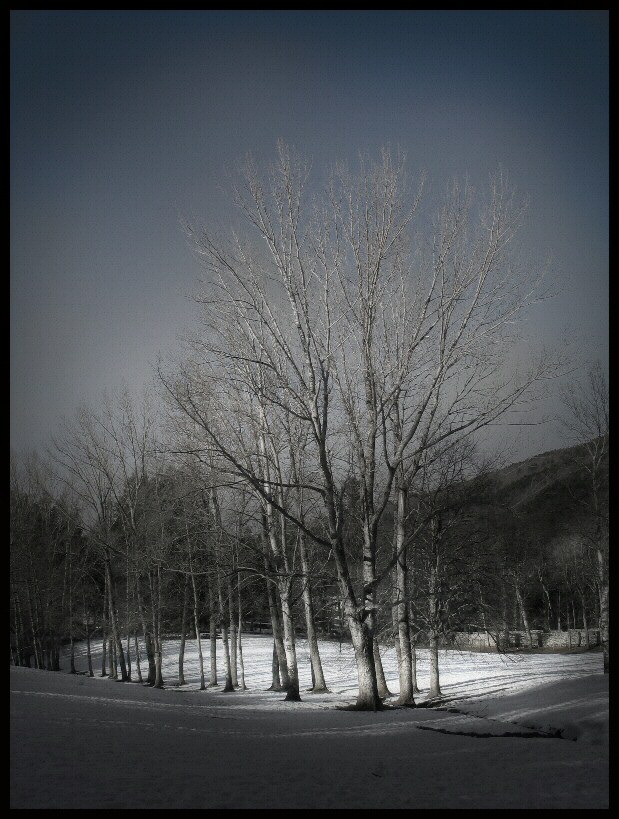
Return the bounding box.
[428,632,441,699]
[410,635,420,695]
[208,576,218,686]
[260,423,300,701]
[428,518,442,698]
[262,536,288,691]
[279,584,300,701]
[237,573,246,690]
[189,562,205,690]
[348,615,381,710]
[134,633,143,682]
[270,641,281,690]
[394,473,415,705]
[264,501,300,701]
[216,566,234,692]
[208,490,234,692]
[228,575,238,687]
[299,531,328,692]
[361,519,390,700]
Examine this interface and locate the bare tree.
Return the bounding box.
[162,143,556,709]
[51,406,129,681]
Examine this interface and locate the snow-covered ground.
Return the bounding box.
[11,635,608,809]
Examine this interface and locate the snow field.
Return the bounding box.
[11,635,607,809]
[67,632,603,711]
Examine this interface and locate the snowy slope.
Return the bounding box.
[11,636,608,809]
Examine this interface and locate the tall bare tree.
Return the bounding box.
[162,143,555,709]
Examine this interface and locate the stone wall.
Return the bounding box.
[451,629,601,651]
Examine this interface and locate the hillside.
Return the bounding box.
[479,438,607,540]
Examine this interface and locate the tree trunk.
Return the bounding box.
[208,576,218,687]
[348,616,382,710]
[428,580,442,698]
[149,568,164,689]
[52,639,61,672]
[266,493,300,701]
[100,620,107,677]
[270,641,281,690]
[581,591,590,649]
[262,532,289,690]
[136,577,156,685]
[45,634,53,671]
[26,583,42,670]
[330,514,381,709]
[299,532,328,692]
[11,583,22,667]
[14,590,26,667]
[362,521,390,699]
[540,577,553,632]
[410,635,420,695]
[228,575,238,687]
[216,565,234,692]
[190,564,205,690]
[279,580,301,701]
[82,591,93,677]
[315,447,381,709]
[100,581,108,677]
[19,603,28,665]
[373,638,391,699]
[259,423,301,700]
[208,489,235,692]
[237,574,246,690]
[105,553,128,681]
[109,636,117,679]
[571,599,577,635]
[392,593,401,671]
[500,582,510,651]
[34,577,48,669]
[178,575,189,686]
[394,479,414,705]
[67,543,76,674]
[514,582,533,649]
[429,631,442,698]
[125,558,132,683]
[134,633,143,682]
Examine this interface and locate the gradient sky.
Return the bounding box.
[10,11,608,460]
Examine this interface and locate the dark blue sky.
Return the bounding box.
[11,11,608,458]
